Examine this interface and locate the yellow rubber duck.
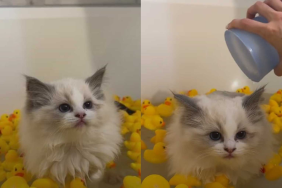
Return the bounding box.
[169,174,201,187]
[141,140,147,150]
[31,178,59,188]
[6,163,32,182]
[150,129,166,144]
[236,89,244,94]
[269,99,279,107]
[130,99,141,111]
[121,96,134,108]
[2,150,22,172]
[142,174,170,188]
[144,142,167,163]
[129,122,141,133]
[206,88,217,95]
[0,139,10,155]
[121,126,130,135]
[0,115,13,130]
[142,106,158,118]
[265,166,282,181]
[156,97,175,117]
[1,126,13,143]
[9,133,19,150]
[141,100,152,113]
[187,89,198,97]
[122,176,141,188]
[143,115,165,130]
[124,132,141,150]
[242,86,253,95]
[1,176,29,188]
[131,156,141,172]
[69,178,86,188]
[9,110,21,122]
[127,151,140,161]
[214,175,229,187]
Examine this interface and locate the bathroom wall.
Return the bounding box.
[141,0,280,102]
[0,7,140,114]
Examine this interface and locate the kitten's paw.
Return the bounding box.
[103,170,124,185]
[90,169,103,181]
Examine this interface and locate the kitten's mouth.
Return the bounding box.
[75,120,86,127]
[224,154,235,159]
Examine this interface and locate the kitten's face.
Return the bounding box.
[24,66,107,133]
[174,88,268,162]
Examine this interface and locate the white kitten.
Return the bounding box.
[166,87,274,185]
[19,66,123,185]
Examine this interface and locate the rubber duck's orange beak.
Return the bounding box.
[162,122,166,127]
[15,173,24,177]
[165,101,171,105]
[122,97,126,101]
[8,114,16,121]
[277,91,281,94]
[279,114,282,117]
[138,169,141,177]
[143,105,149,108]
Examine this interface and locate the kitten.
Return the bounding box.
[166,87,274,185]
[19,66,123,186]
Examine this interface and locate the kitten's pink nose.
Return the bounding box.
[224,148,236,153]
[75,113,86,119]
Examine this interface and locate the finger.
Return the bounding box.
[264,0,282,11]
[227,18,268,37]
[274,62,282,76]
[247,1,276,20]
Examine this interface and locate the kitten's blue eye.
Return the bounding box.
[209,132,221,141]
[59,104,71,113]
[236,131,246,139]
[83,101,93,109]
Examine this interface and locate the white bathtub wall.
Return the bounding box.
[141,0,281,103]
[0,7,140,114]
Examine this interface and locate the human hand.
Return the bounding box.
[227,0,282,76]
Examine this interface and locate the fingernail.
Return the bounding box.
[226,23,230,29]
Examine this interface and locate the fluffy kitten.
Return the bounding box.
[19,66,123,185]
[166,87,274,185]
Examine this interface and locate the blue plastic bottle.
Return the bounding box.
[225,16,279,82]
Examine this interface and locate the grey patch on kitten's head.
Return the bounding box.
[173,93,203,128]
[25,75,55,112]
[86,65,107,100]
[242,86,265,124]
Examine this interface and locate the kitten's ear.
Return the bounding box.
[242,86,265,110]
[173,93,201,113]
[242,86,265,123]
[24,75,54,110]
[86,65,106,100]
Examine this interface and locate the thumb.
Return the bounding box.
[274,61,282,76]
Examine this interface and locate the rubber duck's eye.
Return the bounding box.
[160,121,162,124]
[143,102,144,104]
[15,168,17,171]
[126,97,129,98]
[16,112,18,114]
[83,101,93,109]
[170,99,172,101]
[163,146,166,149]
[209,132,222,141]
[148,102,150,104]
[236,131,246,139]
[6,116,8,118]
[59,104,71,113]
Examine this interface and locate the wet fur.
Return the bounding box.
[19,67,123,185]
[166,87,274,184]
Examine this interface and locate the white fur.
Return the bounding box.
[19,78,123,185]
[166,94,274,185]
